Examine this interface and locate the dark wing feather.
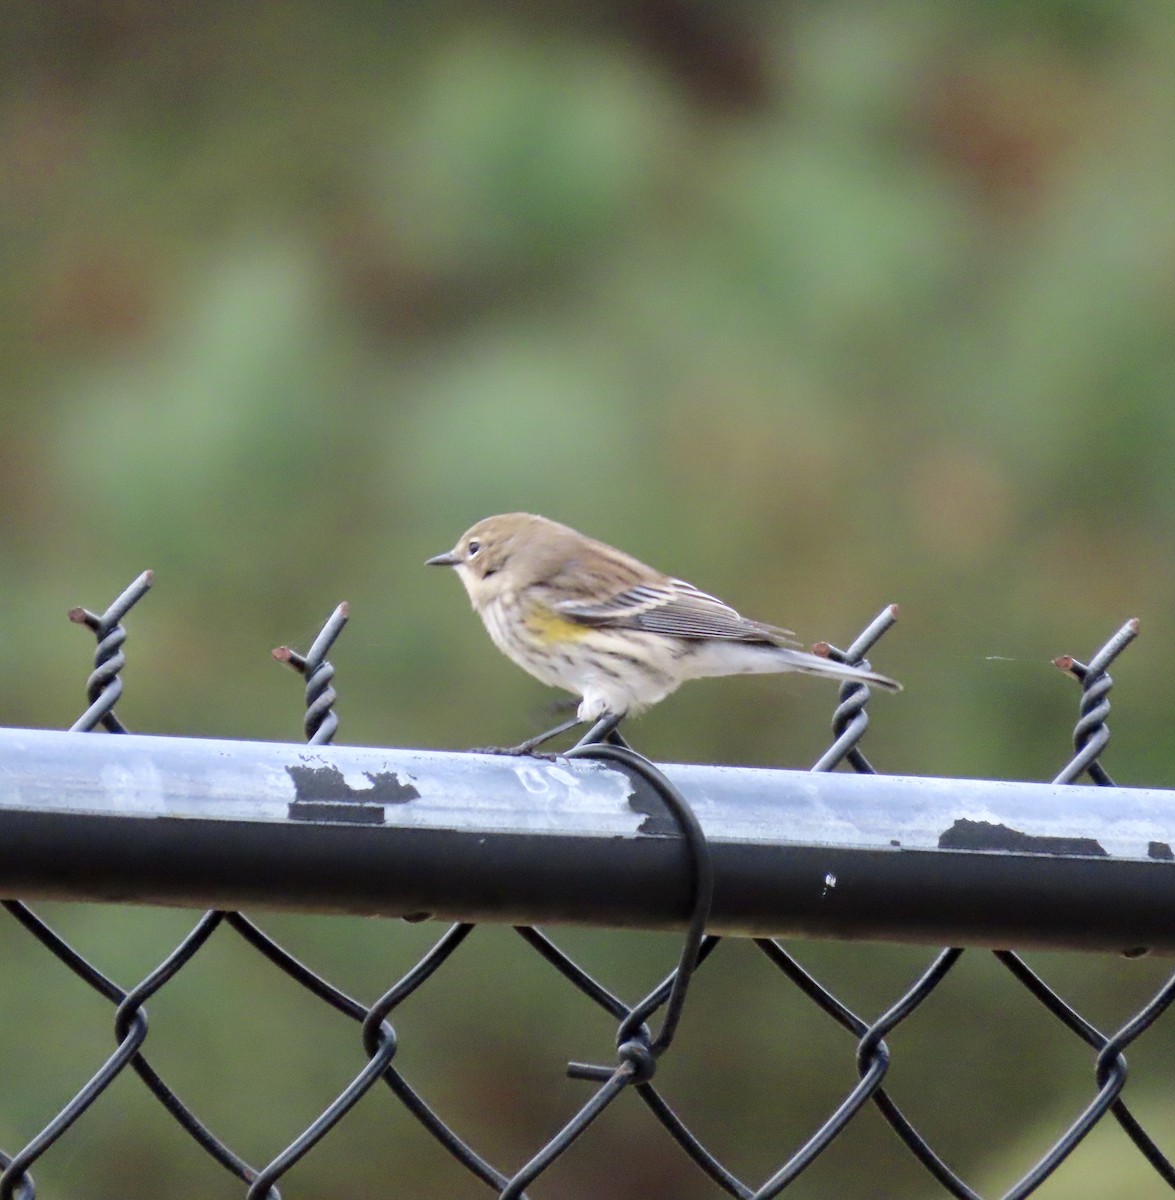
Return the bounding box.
[556,579,798,646]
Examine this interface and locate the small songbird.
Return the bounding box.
[427,513,899,747]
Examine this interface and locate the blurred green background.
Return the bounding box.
[3,1,1175,1196]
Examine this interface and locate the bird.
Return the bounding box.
[427,512,899,750]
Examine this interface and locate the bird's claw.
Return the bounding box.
[468,744,560,759]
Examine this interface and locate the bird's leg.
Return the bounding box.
[574,712,629,748]
[471,714,584,757]
[471,711,630,757]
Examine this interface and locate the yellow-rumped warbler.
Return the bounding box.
[427,513,900,743]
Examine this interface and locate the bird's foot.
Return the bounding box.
[469,714,585,757]
[467,712,629,757]
[469,742,560,759]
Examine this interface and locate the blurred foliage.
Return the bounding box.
[2,1,1175,1196]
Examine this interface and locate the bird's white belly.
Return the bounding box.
[478,597,679,719]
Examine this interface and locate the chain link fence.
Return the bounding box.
[1,573,1173,1199]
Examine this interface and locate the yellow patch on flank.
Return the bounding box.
[522,604,594,646]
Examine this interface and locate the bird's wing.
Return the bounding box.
[555,579,798,645]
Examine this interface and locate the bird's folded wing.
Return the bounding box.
[555,580,798,645]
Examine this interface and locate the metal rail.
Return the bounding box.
[1,726,1171,953]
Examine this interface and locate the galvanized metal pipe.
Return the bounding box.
[0,726,1171,953]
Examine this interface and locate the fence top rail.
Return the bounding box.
[1,725,1171,954]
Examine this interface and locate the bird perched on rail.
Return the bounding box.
[427,513,900,751]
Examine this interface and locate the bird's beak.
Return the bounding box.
[425,550,461,567]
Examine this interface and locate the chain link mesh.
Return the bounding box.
[1,575,1171,1198]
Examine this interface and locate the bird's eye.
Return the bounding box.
[467,539,481,557]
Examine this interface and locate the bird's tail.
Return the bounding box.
[776,646,902,692]
[687,640,901,692]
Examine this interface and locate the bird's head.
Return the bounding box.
[427,512,562,608]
